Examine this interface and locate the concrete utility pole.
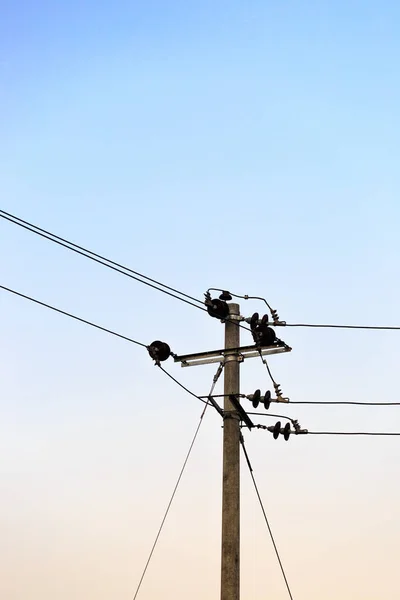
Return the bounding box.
[221,303,241,600]
[172,298,293,600]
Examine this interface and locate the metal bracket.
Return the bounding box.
[228,395,254,430]
[174,343,291,368]
[207,396,224,416]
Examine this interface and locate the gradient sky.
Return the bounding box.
[1,2,400,599]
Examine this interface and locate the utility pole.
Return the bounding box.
[170,296,294,600]
[221,303,241,600]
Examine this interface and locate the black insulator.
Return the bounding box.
[253,324,276,346]
[250,312,259,331]
[148,340,171,362]
[261,313,269,325]
[252,389,261,409]
[283,423,291,441]
[273,421,281,440]
[219,290,233,301]
[264,390,271,410]
[207,298,229,320]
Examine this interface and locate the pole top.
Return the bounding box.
[227,302,240,316]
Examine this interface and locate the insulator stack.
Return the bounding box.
[292,419,302,433]
[250,312,276,347]
[252,389,261,408]
[269,422,292,441]
[270,308,281,324]
[248,389,272,410]
[274,382,283,399]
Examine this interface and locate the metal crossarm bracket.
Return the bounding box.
[228,395,254,430]
[174,343,291,368]
[207,396,224,416]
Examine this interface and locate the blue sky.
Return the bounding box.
[1,2,400,599]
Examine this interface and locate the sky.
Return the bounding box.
[1,1,400,598]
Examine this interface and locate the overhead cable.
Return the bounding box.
[157,366,208,406]
[308,431,400,436]
[0,209,206,313]
[278,322,400,331]
[0,285,147,347]
[1,210,253,333]
[289,400,400,406]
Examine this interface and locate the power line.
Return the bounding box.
[0,210,207,313]
[308,431,400,436]
[5,210,400,335]
[157,365,208,405]
[200,395,400,407]
[1,210,253,334]
[278,323,400,331]
[258,351,278,385]
[157,363,225,417]
[247,411,295,422]
[289,401,400,406]
[240,435,294,600]
[208,288,275,312]
[0,284,147,348]
[254,353,400,408]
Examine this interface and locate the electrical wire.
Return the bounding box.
[0,285,147,347]
[157,365,208,405]
[132,366,224,599]
[207,288,275,312]
[207,288,400,331]
[200,394,400,407]
[157,363,227,415]
[247,411,294,422]
[240,435,294,600]
[258,351,278,385]
[277,323,400,331]
[5,212,400,334]
[1,210,253,334]
[308,431,400,436]
[289,401,400,406]
[0,210,207,313]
